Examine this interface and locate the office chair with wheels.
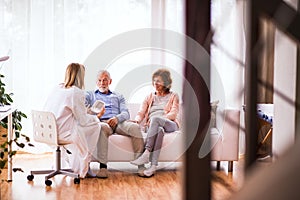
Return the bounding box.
[27,110,80,186]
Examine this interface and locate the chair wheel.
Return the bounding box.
[74,178,80,184]
[45,179,52,186]
[27,175,34,181]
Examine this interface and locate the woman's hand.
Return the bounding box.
[127,119,139,124]
[97,107,106,119]
[146,120,150,127]
[86,104,94,114]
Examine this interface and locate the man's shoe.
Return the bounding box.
[96,168,108,178]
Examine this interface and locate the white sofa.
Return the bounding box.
[106,103,240,172]
[210,109,241,172]
[107,103,184,162]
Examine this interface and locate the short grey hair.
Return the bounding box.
[97,70,111,79]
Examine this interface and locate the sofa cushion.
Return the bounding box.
[107,130,184,162]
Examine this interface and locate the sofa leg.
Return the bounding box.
[216,161,221,170]
[228,161,233,172]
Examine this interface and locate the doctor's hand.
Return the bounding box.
[86,105,94,115]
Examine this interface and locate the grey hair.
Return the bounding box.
[97,70,111,79]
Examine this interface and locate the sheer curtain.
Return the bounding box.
[211,0,246,154]
[258,18,275,103]
[0,0,184,153]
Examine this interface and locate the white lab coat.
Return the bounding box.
[43,84,101,178]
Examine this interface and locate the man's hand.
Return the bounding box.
[97,107,106,118]
[107,117,118,129]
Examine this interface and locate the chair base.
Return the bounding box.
[27,147,80,186]
[29,168,80,180]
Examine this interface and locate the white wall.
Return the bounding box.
[272,0,298,157]
[273,30,297,156]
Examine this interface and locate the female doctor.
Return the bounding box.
[43,63,106,178]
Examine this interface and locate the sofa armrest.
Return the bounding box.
[219,109,240,161]
[211,109,240,161]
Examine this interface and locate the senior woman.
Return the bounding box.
[130,68,180,177]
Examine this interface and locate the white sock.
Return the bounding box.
[130,149,150,165]
[143,149,150,156]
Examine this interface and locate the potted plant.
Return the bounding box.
[0,61,33,174]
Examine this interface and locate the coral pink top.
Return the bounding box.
[134,91,180,128]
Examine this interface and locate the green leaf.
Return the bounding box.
[21,134,30,142]
[15,131,20,138]
[0,160,7,169]
[5,94,13,103]
[0,143,7,148]
[13,168,24,173]
[17,143,25,148]
[16,114,21,121]
[14,123,22,131]
[9,150,17,157]
[19,112,27,118]
[0,121,8,129]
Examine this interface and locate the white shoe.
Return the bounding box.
[130,150,150,166]
[85,167,96,178]
[144,165,156,177]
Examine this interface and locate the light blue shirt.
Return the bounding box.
[85,89,130,123]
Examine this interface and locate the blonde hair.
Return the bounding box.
[152,68,172,92]
[64,63,85,89]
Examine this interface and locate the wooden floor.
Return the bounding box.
[0,153,245,200]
